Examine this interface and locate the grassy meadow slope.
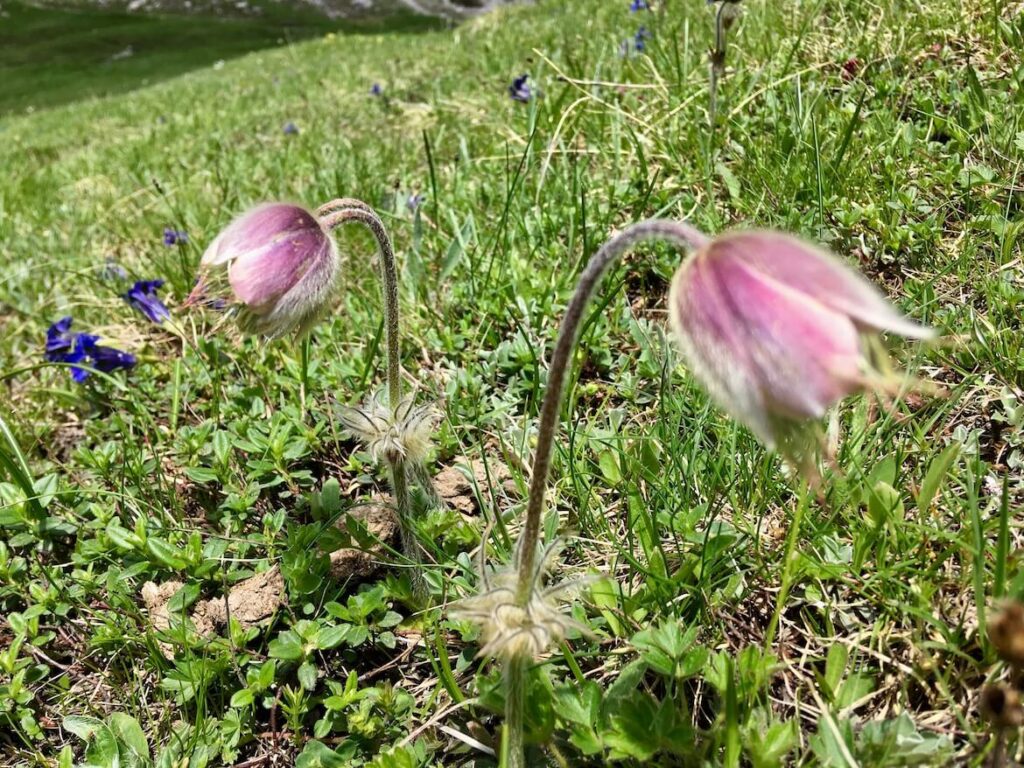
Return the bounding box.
[1,0,1023,764]
[0,0,441,116]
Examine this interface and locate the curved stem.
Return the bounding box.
[320,203,422,580]
[515,219,709,603]
[317,198,375,218]
[319,205,402,413]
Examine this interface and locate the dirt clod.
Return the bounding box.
[434,458,517,514]
[330,495,400,580]
[191,567,286,638]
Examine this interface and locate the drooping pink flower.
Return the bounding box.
[188,203,339,337]
[668,230,933,451]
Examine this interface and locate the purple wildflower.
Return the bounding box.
[99,260,128,281]
[283,121,299,135]
[509,74,532,103]
[163,228,188,247]
[125,279,170,324]
[45,316,75,361]
[635,26,652,52]
[43,318,135,382]
[187,202,339,337]
[630,0,648,11]
[81,336,137,375]
[406,193,425,213]
[370,83,383,96]
[668,230,933,449]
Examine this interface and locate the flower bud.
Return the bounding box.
[189,203,339,338]
[989,602,1024,667]
[668,231,933,454]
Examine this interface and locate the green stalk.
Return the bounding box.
[502,654,528,768]
[320,202,423,576]
[503,220,708,768]
[763,485,810,651]
[515,219,709,604]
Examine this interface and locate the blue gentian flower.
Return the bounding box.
[630,0,648,10]
[43,318,135,382]
[163,228,188,247]
[45,316,75,360]
[80,336,136,375]
[509,74,532,103]
[370,83,383,96]
[407,193,425,212]
[635,26,652,52]
[283,121,299,135]
[125,279,170,324]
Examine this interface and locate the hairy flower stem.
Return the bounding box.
[515,219,709,604]
[496,220,708,768]
[502,654,528,768]
[319,202,422,574]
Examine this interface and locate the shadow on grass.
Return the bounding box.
[0,0,445,117]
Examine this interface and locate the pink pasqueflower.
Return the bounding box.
[668,230,933,452]
[188,203,339,337]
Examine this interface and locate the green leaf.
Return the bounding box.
[346,625,369,647]
[268,630,304,661]
[598,450,622,485]
[866,481,903,529]
[298,661,318,691]
[106,522,142,551]
[184,466,220,484]
[317,625,348,650]
[63,715,105,741]
[295,740,348,768]
[108,713,150,766]
[165,582,201,614]
[146,538,187,570]
[230,688,254,708]
[917,444,959,515]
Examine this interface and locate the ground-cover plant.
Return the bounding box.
[2,0,1021,763]
[458,219,932,767]
[190,198,438,577]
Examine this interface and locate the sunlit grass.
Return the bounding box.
[0,0,1022,764]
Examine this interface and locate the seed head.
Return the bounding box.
[452,539,589,662]
[981,684,1024,729]
[338,393,438,465]
[989,602,1024,667]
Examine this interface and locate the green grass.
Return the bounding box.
[1,0,1023,765]
[0,0,441,116]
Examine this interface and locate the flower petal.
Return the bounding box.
[710,232,933,339]
[670,247,864,444]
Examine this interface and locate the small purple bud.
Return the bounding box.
[283,121,299,135]
[509,74,532,103]
[668,231,933,450]
[370,83,383,97]
[189,203,339,338]
[163,228,188,246]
